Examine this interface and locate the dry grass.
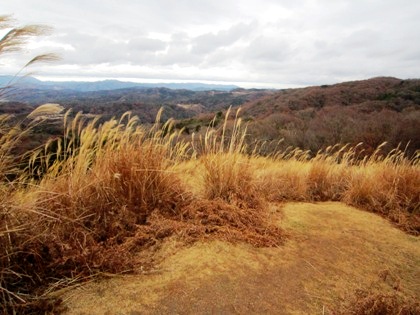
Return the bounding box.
[61,203,420,314]
[26,103,64,119]
[253,143,420,234]
[0,107,419,313]
[254,158,309,202]
[342,148,420,232]
[0,108,283,313]
[340,290,420,315]
[1,15,60,100]
[198,108,261,208]
[0,114,32,181]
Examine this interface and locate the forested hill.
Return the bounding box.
[243,77,420,117]
[242,77,420,153]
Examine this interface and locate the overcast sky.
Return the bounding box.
[2,0,420,88]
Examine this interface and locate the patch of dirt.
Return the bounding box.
[61,202,420,314]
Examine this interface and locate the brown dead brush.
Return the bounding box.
[339,289,420,315]
[1,109,286,313]
[22,110,191,271]
[0,111,191,313]
[130,198,285,253]
[181,198,284,247]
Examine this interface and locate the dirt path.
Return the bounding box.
[62,202,420,314]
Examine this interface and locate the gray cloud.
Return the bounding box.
[192,22,255,54]
[128,38,167,52]
[245,36,292,63]
[2,0,420,87]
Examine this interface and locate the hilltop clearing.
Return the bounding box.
[62,202,420,314]
[1,108,418,314]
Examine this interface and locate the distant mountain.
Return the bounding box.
[0,76,273,124]
[2,76,419,156]
[0,75,239,92]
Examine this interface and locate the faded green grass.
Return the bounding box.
[0,107,419,313]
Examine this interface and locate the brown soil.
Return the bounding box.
[60,202,420,314]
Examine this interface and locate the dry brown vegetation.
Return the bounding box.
[62,203,420,314]
[0,106,419,313]
[244,77,420,155]
[1,13,419,315]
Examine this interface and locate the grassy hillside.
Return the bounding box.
[0,108,419,313]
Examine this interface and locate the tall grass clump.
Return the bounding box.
[343,145,420,233]
[254,140,419,233]
[27,109,191,268]
[196,108,257,207]
[0,112,57,313]
[1,110,192,313]
[306,144,355,201]
[185,108,285,246]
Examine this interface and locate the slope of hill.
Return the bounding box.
[242,77,420,153]
[243,77,420,118]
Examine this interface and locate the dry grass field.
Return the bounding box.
[1,108,419,314]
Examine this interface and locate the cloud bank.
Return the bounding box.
[2,0,420,88]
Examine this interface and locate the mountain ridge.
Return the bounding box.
[0,75,239,92]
